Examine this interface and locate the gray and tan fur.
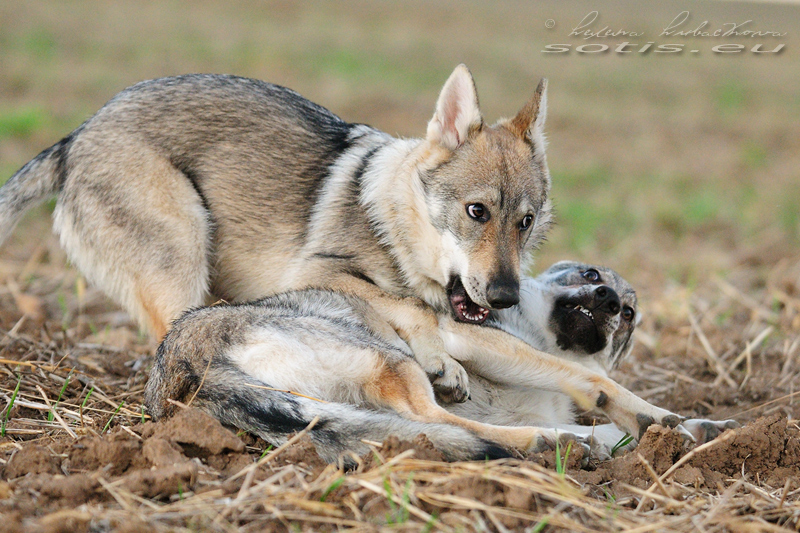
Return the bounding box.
[145,262,737,463]
[0,65,551,403]
[3,66,735,444]
[145,290,519,464]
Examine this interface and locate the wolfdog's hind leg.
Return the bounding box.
[53,144,211,339]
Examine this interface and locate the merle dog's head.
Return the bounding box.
[520,261,639,372]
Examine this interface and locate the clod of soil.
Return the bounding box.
[142,407,246,457]
[3,445,60,479]
[688,413,799,480]
[0,407,263,524]
[576,414,799,493]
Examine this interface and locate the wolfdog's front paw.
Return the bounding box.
[680,418,739,444]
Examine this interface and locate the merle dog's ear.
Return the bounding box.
[427,64,483,151]
[507,78,547,149]
[545,260,574,273]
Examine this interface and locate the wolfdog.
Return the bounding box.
[0,65,552,402]
[145,262,737,463]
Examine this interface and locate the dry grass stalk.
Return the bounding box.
[688,311,737,388]
[35,384,77,438]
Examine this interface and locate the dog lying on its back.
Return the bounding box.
[448,261,737,455]
[447,261,638,429]
[145,262,737,464]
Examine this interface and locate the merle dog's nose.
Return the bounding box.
[594,285,621,314]
[486,278,520,309]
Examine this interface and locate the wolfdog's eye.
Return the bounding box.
[466,203,489,222]
[622,306,635,321]
[520,214,534,230]
[582,269,600,282]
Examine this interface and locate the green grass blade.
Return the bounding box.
[611,433,634,456]
[530,516,550,532]
[48,373,71,422]
[320,475,345,502]
[103,400,125,433]
[81,386,94,409]
[2,375,22,437]
[554,434,562,474]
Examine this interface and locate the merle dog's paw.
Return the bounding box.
[430,355,470,404]
[630,412,683,440]
[680,418,740,444]
[409,334,470,404]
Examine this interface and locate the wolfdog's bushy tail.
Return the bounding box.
[0,135,73,246]
[145,353,510,465]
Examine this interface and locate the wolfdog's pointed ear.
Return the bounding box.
[508,78,547,146]
[426,64,483,151]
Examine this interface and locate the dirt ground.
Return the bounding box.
[0,233,798,531]
[1,408,798,532]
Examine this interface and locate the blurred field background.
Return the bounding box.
[1,0,798,289]
[1,1,799,531]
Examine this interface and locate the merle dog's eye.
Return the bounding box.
[582,269,600,282]
[466,203,489,222]
[622,306,635,321]
[520,214,533,230]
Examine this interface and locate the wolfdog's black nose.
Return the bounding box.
[487,279,520,309]
[594,285,621,314]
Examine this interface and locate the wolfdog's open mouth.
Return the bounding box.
[448,277,490,324]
